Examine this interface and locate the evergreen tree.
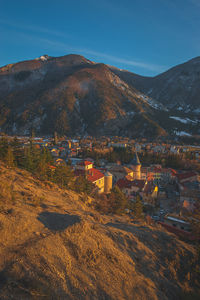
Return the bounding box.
[0,137,8,160]
[5,146,15,167]
[23,147,34,171]
[53,165,74,188]
[73,176,93,194]
[36,158,48,180]
[29,128,35,148]
[11,137,22,166]
[110,186,128,214]
[132,194,143,219]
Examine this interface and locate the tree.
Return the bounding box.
[23,147,34,171]
[53,165,74,188]
[36,159,48,180]
[11,137,23,166]
[0,137,8,160]
[95,193,111,213]
[73,176,93,194]
[109,186,128,214]
[132,194,143,219]
[5,146,15,167]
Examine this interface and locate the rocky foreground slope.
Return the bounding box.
[0,164,199,299]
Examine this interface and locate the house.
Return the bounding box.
[142,181,158,205]
[163,215,191,232]
[116,176,158,205]
[75,160,105,193]
[108,165,133,182]
[108,142,127,148]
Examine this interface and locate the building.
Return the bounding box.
[129,152,141,180]
[104,171,113,194]
[108,165,133,182]
[75,160,105,193]
[163,215,191,232]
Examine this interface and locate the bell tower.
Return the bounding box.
[129,152,141,179]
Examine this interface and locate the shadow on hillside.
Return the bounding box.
[37,212,81,231]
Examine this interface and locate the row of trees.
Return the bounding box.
[82,146,196,170]
[1,139,94,194]
[82,147,134,165]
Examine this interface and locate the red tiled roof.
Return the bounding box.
[49,165,56,169]
[116,178,146,190]
[116,178,132,189]
[87,168,104,182]
[78,160,93,166]
[170,169,177,175]
[74,168,104,183]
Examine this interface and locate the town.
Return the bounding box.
[1,133,200,240]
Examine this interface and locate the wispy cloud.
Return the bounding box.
[0,19,167,73]
[0,19,70,38]
[34,37,167,73]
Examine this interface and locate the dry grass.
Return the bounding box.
[0,163,199,299]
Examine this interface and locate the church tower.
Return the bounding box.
[129,152,141,180]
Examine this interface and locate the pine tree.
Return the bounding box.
[11,137,25,167]
[132,194,143,219]
[73,176,93,194]
[5,146,15,167]
[0,137,8,160]
[110,186,128,214]
[23,147,34,171]
[36,158,48,180]
[53,165,74,188]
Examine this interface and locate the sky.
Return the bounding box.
[0,0,200,76]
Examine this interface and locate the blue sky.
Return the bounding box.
[0,0,200,76]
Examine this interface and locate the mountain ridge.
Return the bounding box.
[0,54,199,138]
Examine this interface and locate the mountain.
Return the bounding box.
[0,54,199,138]
[110,56,200,111]
[0,163,199,299]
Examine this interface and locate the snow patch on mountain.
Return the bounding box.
[174,130,192,137]
[139,94,167,111]
[35,55,51,62]
[170,116,198,124]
